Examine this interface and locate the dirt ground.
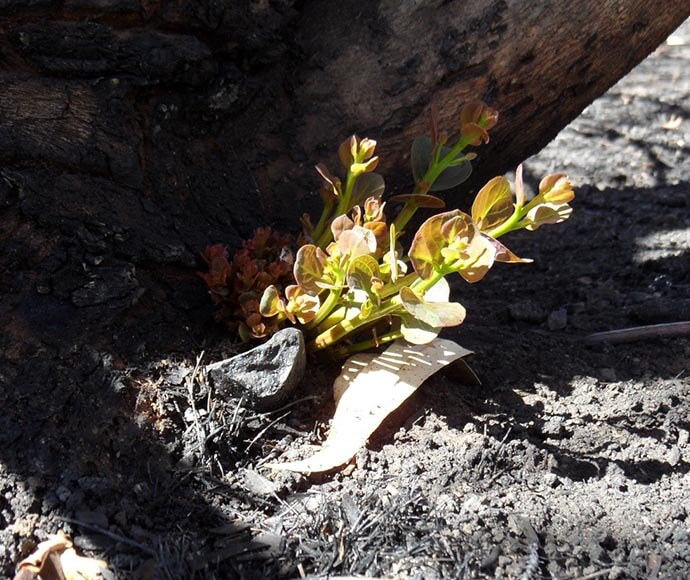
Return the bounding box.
[2,20,689,580]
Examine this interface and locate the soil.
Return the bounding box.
[2,20,689,580]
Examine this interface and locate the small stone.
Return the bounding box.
[599,368,617,382]
[668,447,681,466]
[508,301,547,324]
[241,469,278,497]
[547,308,568,330]
[206,328,306,409]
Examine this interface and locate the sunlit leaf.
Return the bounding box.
[539,173,575,204]
[523,203,573,230]
[285,285,320,324]
[409,210,461,279]
[346,255,381,302]
[456,234,497,283]
[389,193,446,209]
[259,285,284,317]
[338,135,356,169]
[411,136,473,191]
[294,245,328,295]
[471,176,514,231]
[400,314,440,344]
[515,163,526,207]
[337,226,376,258]
[266,339,472,473]
[484,235,532,263]
[400,286,466,328]
[331,214,354,242]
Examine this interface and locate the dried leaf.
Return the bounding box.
[266,339,472,473]
[14,530,107,580]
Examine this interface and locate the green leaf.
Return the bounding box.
[294,245,328,295]
[411,136,472,192]
[352,172,385,205]
[400,286,466,328]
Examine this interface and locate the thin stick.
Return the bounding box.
[57,516,157,556]
[585,321,690,344]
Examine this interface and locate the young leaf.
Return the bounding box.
[389,193,446,209]
[523,203,573,230]
[294,245,329,295]
[266,339,472,473]
[409,210,462,280]
[352,172,385,205]
[260,285,284,317]
[411,136,472,191]
[471,176,514,231]
[331,214,355,242]
[399,287,466,329]
[337,226,377,259]
[484,236,532,263]
[346,254,381,305]
[399,314,441,345]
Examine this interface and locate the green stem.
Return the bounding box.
[305,285,343,330]
[379,272,418,299]
[310,296,403,351]
[315,170,358,248]
[311,200,335,244]
[393,136,472,234]
[344,329,404,354]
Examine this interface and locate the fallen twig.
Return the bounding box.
[57,516,157,556]
[585,321,690,344]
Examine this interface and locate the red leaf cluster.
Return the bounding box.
[198,227,294,340]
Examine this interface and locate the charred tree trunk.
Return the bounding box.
[0,0,688,461]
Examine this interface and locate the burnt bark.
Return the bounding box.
[2,1,688,363]
[1,0,688,363]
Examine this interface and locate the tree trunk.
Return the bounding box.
[1,0,688,365]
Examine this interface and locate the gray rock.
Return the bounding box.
[547,308,568,331]
[206,327,306,409]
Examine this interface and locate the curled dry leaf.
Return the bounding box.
[265,338,472,473]
[14,530,107,580]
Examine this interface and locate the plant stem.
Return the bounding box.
[344,329,404,353]
[311,200,335,244]
[315,170,358,248]
[393,136,472,234]
[305,285,343,330]
[310,296,403,351]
